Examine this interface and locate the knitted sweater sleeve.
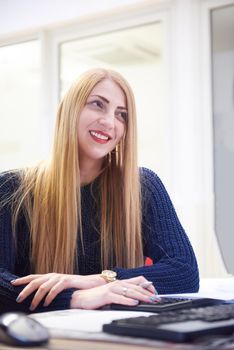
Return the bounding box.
[114,168,199,294]
[0,172,74,313]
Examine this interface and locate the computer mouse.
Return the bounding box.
[0,312,49,347]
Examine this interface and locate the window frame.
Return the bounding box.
[200,0,234,276]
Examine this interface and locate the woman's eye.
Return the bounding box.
[91,100,103,108]
[116,110,127,121]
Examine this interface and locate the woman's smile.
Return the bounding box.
[89,130,112,143]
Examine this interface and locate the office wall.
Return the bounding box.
[0,0,147,37]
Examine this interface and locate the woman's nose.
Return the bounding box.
[98,113,115,129]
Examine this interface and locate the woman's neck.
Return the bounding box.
[79,158,103,186]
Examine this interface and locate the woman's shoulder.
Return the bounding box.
[139,166,172,203]
[139,167,174,213]
[139,167,164,191]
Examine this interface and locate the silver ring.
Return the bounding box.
[122,287,128,296]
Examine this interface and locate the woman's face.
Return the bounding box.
[78,78,127,166]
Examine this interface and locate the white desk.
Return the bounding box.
[0,338,187,350]
[197,278,234,300]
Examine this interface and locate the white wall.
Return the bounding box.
[0,0,147,37]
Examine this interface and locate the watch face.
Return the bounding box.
[103,270,116,277]
[102,270,117,282]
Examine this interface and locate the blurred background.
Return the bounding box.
[0,0,233,278]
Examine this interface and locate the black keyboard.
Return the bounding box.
[103,303,234,342]
[110,296,224,312]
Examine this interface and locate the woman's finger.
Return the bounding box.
[124,276,157,294]
[111,293,139,306]
[43,275,105,306]
[112,279,156,298]
[117,285,159,304]
[16,275,51,303]
[43,280,67,306]
[109,282,159,304]
[118,282,153,298]
[139,281,158,294]
[11,274,42,285]
[29,277,60,311]
[14,273,82,309]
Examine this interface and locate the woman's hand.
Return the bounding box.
[11,273,106,311]
[70,276,159,310]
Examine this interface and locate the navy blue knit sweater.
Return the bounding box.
[0,167,199,313]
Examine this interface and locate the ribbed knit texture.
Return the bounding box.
[0,168,199,313]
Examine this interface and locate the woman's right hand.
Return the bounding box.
[12,273,107,311]
[70,276,159,310]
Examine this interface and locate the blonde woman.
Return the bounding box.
[0,68,199,313]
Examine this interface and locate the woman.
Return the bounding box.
[0,68,199,313]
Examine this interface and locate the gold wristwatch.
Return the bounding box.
[100,270,117,283]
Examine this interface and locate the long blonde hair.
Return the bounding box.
[13,68,144,274]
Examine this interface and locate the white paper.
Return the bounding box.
[32,309,152,333]
[31,309,196,348]
[161,278,234,301]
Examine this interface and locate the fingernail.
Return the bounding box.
[11,279,16,284]
[16,295,21,302]
[29,305,35,311]
[154,289,159,295]
[43,302,47,307]
[132,299,139,304]
[149,296,160,303]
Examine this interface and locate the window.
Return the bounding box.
[0,40,41,171]
[60,22,168,174]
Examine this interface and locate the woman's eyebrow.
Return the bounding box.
[90,94,127,110]
[117,106,128,111]
[90,94,109,103]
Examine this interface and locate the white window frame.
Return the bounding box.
[200,0,234,276]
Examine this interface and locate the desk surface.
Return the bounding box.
[0,339,124,350]
[0,338,183,350]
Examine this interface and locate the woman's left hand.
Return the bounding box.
[11,273,106,311]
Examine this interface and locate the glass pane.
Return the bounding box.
[0,40,41,171]
[60,23,167,174]
[211,5,234,274]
